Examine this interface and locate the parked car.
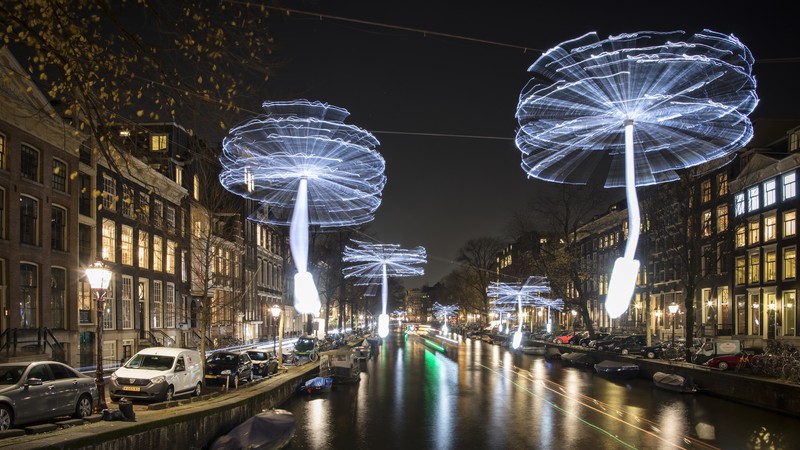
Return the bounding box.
[110,347,203,402]
[594,335,627,352]
[0,361,97,431]
[568,331,589,345]
[702,352,749,371]
[246,350,279,377]
[614,335,649,355]
[641,341,669,359]
[580,332,609,347]
[205,351,254,386]
[552,332,574,344]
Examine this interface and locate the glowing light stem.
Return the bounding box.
[289,177,309,274]
[381,263,388,315]
[623,120,640,260]
[517,294,523,333]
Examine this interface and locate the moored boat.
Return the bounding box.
[652,371,698,393]
[561,352,596,366]
[355,339,371,360]
[594,360,640,379]
[520,341,546,355]
[209,409,296,450]
[330,350,361,383]
[298,376,333,395]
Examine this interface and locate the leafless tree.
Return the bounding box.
[455,237,505,321]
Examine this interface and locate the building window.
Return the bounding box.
[78,279,92,324]
[749,252,760,284]
[20,195,38,245]
[748,186,760,211]
[79,224,92,265]
[717,242,726,275]
[765,251,777,282]
[735,226,746,248]
[166,207,176,234]
[138,231,149,269]
[122,276,133,329]
[102,219,115,262]
[0,134,5,169]
[122,185,134,218]
[785,211,796,237]
[764,215,777,241]
[784,247,797,280]
[151,134,167,151]
[735,257,746,285]
[102,175,116,211]
[175,166,183,187]
[748,221,760,245]
[166,240,176,274]
[165,283,175,328]
[52,159,67,192]
[153,235,163,271]
[138,192,150,222]
[750,294,761,336]
[121,225,133,265]
[718,172,728,196]
[701,179,712,203]
[702,210,712,236]
[20,263,38,328]
[0,188,5,239]
[153,199,163,227]
[51,267,66,329]
[21,145,39,182]
[153,280,162,328]
[764,179,777,207]
[784,290,796,336]
[103,281,114,330]
[734,193,745,216]
[79,173,92,216]
[736,295,747,334]
[785,172,797,200]
[716,205,728,232]
[193,174,200,201]
[51,205,67,251]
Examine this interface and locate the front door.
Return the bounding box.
[138,280,149,340]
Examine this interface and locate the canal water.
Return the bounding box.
[281,332,800,449]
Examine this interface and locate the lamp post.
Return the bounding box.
[654,310,662,340]
[570,310,577,330]
[86,261,112,412]
[271,304,281,354]
[668,303,679,345]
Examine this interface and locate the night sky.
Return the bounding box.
[228,1,800,289]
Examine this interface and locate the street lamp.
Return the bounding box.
[668,303,679,344]
[86,261,112,412]
[570,310,577,330]
[270,304,281,354]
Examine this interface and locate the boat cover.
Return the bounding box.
[209,409,297,450]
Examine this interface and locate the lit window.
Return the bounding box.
[764,179,777,206]
[122,185,134,218]
[785,247,797,280]
[151,134,167,151]
[785,172,797,200]
[166,240,176,274]
[138,192,150,222]
[102,219,115,262]
[748,221,760,245]
[716,205,728,232]
[735,257,746,285]
[153,280,163,328]
[153,235,163,271]
[193,174,200,201]
[765,215,777,241]
[749,252,760,284]
[701,180,712,203]
[766,251,776,281]
[785,211,797,237]
[121,225,133,265]
[102,175,116,211]
[122,276,133,329]
[734,193,745,216]
[748,186,760,211]
[702,210,712,236]
[717,172,728,196]
[138,231,149,269]
[175,166,183,186]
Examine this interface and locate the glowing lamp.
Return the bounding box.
[294,271,321,314]
[270,304,281,318]
[86,262,112,291]
[512,330,522,349]
[606,257,640,318]
[378,313,390,338]
[668,303,679,315]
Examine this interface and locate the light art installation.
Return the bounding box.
[431,302,460,335]
[487,276,551,348]
[516,30,757,318]
[343,239,426,338]
[220,100,386,314]
[537,298,565,333]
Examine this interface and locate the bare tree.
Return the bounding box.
[455,237,505,321]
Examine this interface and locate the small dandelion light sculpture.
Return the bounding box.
[431,302,460,335]
[536,298,565,334]
[488,276,551,348]
[220,100,386,314]
[516,30,758,318]
[343,239,426,338]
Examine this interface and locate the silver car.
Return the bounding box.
[0,361,98,430]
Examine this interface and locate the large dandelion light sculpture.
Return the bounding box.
[488,276,551,348]
[220,100,386,314]
[516,30,758,318]
[343,239,426,337]
[431,302,459,335]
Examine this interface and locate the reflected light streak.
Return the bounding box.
[305,396,331,449]
[480,362,720,450]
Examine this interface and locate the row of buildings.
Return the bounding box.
[496,118,800,348]
[0,48,323,368]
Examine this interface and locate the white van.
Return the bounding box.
[110,347,203,402]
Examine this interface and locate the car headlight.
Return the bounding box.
[151,375,166,384]
[111,372,118,381]
[221,369,231,375]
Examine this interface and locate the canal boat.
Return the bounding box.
[298,376,333,395]
[520,340,547,355]
[652,371,698,393]
[594,360,640,379]
[545,346,562,360]
[355,338,371,360]
[561,352,596,367]
[329,350,361,383]
[209,409,296,450]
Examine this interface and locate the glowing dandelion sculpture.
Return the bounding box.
[488,276,551,348]
[220,100,386,314]
[431,302,459,335]
[536,298,565,333]
[343,239,426,338]
[516,30,758,318]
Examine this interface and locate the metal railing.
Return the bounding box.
[0,327,65,362]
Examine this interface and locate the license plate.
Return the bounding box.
[123,386,140,392]
[205,375,216,379]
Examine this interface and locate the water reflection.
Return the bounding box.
[282,334,800,450]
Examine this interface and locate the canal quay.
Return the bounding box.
[3,333,800,449]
